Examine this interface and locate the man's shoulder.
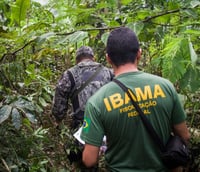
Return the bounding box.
[143,72,172,83]
[88,81,114,99]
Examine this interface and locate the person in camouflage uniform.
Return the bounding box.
[52,46,113,128]
[52,46,113,171]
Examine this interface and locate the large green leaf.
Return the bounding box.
[11,0,31,26]
[34,32,56,45]
[66,31,88,44]
[127,22,144,36]
[161,37,191,82]
[11,96,36,112]
[0,105,12,124]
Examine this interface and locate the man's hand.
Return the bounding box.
[82,144,100,167]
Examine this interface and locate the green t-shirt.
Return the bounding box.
[81,71,186,172]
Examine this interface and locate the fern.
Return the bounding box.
[160,36,191,83]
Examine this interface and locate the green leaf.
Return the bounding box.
[190,0,200,8]
[0,30,18,39]
[39,96,47,107]
[121,0,132,5]
[0,105,12,124]
[101,32,109,45]
[42,93,52,103]
[35,104,44,113]
[12,96,35,112]
[180,66,200,92]
[184,29,200,35]
[161,37,191,82]
[11,108,21,129]
[11,0,31,26]
[33,127,48,138]
[25,112,37,123]
[66,31,88,44]
[126,22,144,36]
[34,32,56,45]
[22,22,51,33]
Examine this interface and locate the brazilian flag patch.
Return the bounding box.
[83,117,91,133]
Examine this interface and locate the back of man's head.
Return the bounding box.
[106,27,139,67]
[76,46,94,62]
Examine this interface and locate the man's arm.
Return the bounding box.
[173,121,190,144]
[52,87,68,122]
[171,121,190,172]
[82,144,100,167]
[52,71,71,122]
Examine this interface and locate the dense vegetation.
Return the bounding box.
[0,0,200,171]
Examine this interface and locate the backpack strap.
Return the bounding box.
[70,65,103,101]
[67,70,75,89]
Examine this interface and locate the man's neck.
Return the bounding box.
[77,58,94,64]
[114,63,138,76]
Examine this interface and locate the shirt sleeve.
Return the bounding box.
[81,101,104,147]
[52,71,72,121]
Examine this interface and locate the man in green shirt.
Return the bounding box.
[81,27,190,172]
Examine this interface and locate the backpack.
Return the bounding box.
[67,64,112,129]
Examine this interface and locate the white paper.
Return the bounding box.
[73,127,85,144]
[73,127,107,146]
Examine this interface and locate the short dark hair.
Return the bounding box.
[106,27,139,67]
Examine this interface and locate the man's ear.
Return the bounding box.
[106,54,112,64]
[136,48,142,61]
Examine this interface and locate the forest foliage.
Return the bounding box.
[0,0,200,171]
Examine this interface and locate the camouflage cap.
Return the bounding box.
[76,46,94,59]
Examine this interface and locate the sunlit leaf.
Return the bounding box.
[39,96,47,107]
[34,32,56,44]
[66,31,88,44]
[33,127,48,138]
[25,112,37,124]
[101,32,109,45]
[126,22,144,36]
[184,29,200,35]
[189,42,197,64]
[0,105,12,124]
[190,0,200,8]
[11,0,31,26]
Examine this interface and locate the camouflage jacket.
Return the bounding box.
[52,60,113,123]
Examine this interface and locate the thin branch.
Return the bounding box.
[1,27,119,62]
[0,40,34,63]
[1,158,11,172]
[142,8,186,23]
[56,26,121,36]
